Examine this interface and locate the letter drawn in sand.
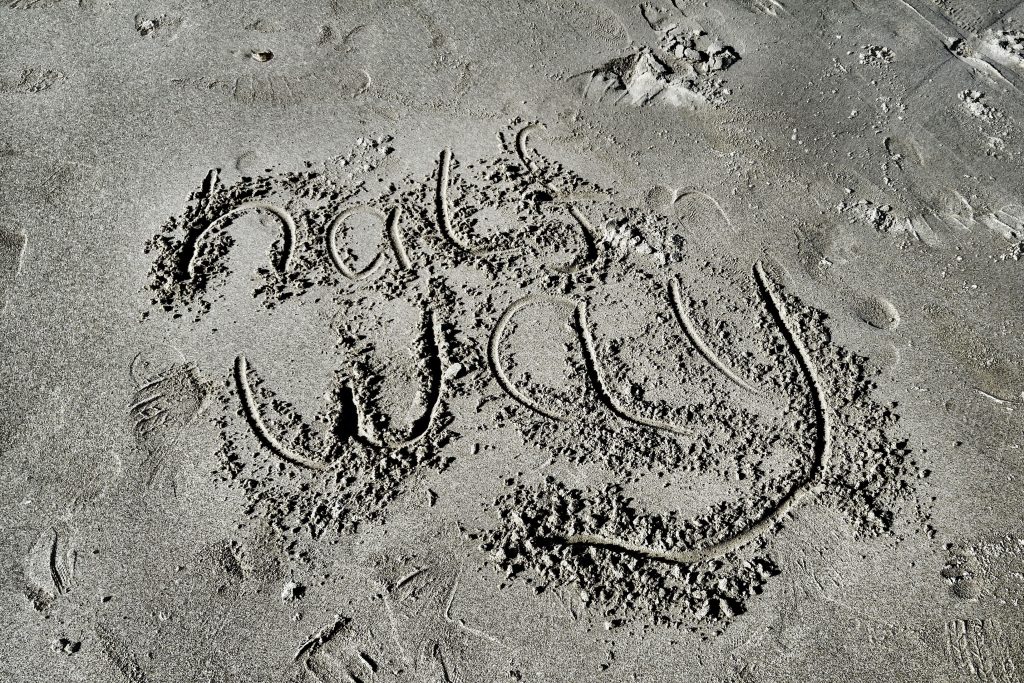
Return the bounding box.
[185,201,297,280]
[552,261,830,564]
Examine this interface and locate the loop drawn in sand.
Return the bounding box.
[436,149,524,257]
[185,201,296,280]
[490,295,694,435]
[515,123,602,273]
[327,204,392,280]
[489,295,576,422]
[574,301,693,437]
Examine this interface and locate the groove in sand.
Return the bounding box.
[387,205,412,270]
[348,307,446,449]
[668,277,760,394]
[515,122,602,273]
[326,205,387,280]
[574,300,692,437]
[185,202,296,279]
[234,355,330,470]
[554,262,830,564]
[491,294,696,433]
[436,148,522,257]
[489,295,574,422]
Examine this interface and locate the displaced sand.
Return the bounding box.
[1,0,1023,681]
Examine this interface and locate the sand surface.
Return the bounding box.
[1,1,1023,681]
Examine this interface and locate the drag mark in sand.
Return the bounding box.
[515,123,545,176]
[294,615,346,662]
[436,148,522,257]
[489,295,573,422]
[46,529,65,596]
[574,300,693,437]
[489,294,694,435]
[327,205,388,280]
[327,204,411,278]
[552,262,830,564]
[515,122,602,273]
[551,204,600,275]
[388,205,412,270]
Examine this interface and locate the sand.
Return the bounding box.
[1,0,1022,681]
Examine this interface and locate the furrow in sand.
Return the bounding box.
[488,295,572,422]
[348,306,446,449]
[574,300,693,437]
[435,148,522,257]
[326,204,387,280]
[515,122,545,175]
[552,261,830,564]
[185,201,296,279]
[234,355,329,470]
[515,122,600,274]
[387,205,412,270]
[667,277,760,395]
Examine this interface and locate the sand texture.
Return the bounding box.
[1,1,1023,681]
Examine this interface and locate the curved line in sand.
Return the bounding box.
[489,295,575,422]
[515,123,546,175]
[186,202,296,279]
[348,307,446,449]
[554,262,830,564]
[386,205,412,270]
[667,278,760,395]
[515,123,602,274]
[326,205,387,281]
[435,148,465,253]
[673,189,736,234]
[546,205,600,275]
[436,148,523,257]
[574,301,692,437]
[490,294,696,432]
[234,355,329,471]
